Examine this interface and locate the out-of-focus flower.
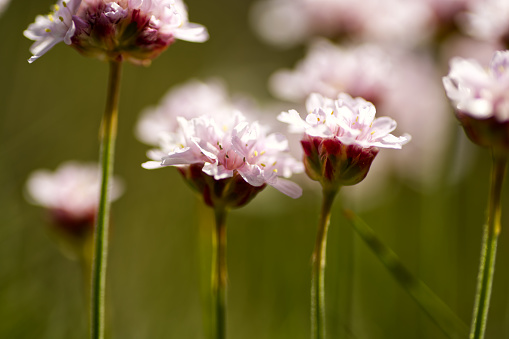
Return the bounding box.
[0,0,11,16]
[270,40,392,104]
[24,0,208,64]
[143,111,303,208]
[136,79,253,146]
[443,50,509,152]
[278,93,410,190]
[250,0,432,48]
[460,0,509,46]
[25,161,124,238]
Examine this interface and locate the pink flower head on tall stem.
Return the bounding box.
[24,0,208,64]
[443,50,509,152]
[278,93,410,191]
[143,111,303,208]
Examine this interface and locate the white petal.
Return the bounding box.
[269,178,302,198]
[237,164,265,187]
[174,23,209,42]
[142,161,163,169]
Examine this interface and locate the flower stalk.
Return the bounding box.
[90,60,122,339]
[311,188,337,339]
[211,206,228,339]
[470,152,507,339]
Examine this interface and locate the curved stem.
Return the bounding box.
[90,61,122,339]
[470,153,507,339]
[211,207,228,339]
[312,188,338,339]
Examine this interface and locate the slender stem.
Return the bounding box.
[90,61,122,339]
[312,188,338,339]
[211,207,228,339]
[469,153,507,339]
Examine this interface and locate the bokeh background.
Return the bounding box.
[2,0,509,338]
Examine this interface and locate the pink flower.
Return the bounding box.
[25,161,124,237]
[142,111,303,208]
[24,0,208,64]
[278,93,410,189]
[250,0,432,48]
[443,50,509,151]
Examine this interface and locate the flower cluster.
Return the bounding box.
[443,50,509,152]
[143,111,303,208]
[278,93,410,190]
[25,161,124,237]
[24,0,208,64]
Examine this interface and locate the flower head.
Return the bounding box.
[278,93,410,190]
[25,161,124,238]
[460,0,509,46]
[24,0,208,64]
[443,50,509,151]
[142,111,303,208]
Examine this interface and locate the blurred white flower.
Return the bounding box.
[24,0,208,64]
[250,0,432,48]
[443,51,509,151]
[25,161,124,233]
[460,0,509,45]
[143,111,303,204]
[443,51,509,121]
[270,40,392,104]
[136,79,253,146]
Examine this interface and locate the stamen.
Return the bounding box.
[243,157,246,163]
[254,151,258,157]
[63,1,67,7]
[53,4,60,11]
[273,169,278,173]
[59,16,64,22]
[260,151,266,156]
[45,28,52,33]
[260,163,266,167]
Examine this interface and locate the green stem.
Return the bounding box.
[469,153,507,339]
[312,188,338,339]
[211,207,228,339]
[90,61,122,339]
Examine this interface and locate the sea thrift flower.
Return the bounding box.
[250,0,431,48]
[270,40,392,104]
[143,111,303,208]
[136,79,253,146]
[24,0,208,64]
[460,0,509,46]
[278,93,410,190]
[443,51,509,152]
[25,161,124,238]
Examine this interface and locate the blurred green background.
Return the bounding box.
[1,0,509,338]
